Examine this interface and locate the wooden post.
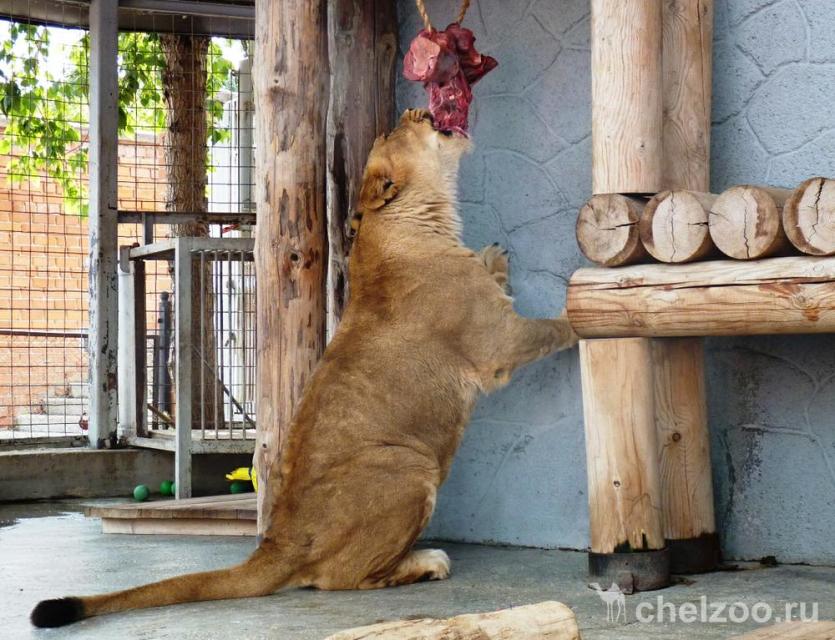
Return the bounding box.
[591,0,663,195]
[661,0,713,192]
[654,0,718,574]
[87,0,120,449]
[253,0,329,538]
[584,0,669,591]
[326,0,397,338]
[174,239,193,499]
[652,338,719,571]
[580,338,668,591]
[639,191,716,263]
[783,177,835,256]
[709,185,791,259]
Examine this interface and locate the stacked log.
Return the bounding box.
[639,191,715,263]
[708,185,790,260]
[576,195,647,267]
[576,178,835,266]
[784,177,835,256]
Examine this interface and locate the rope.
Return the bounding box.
[415,0,472,32]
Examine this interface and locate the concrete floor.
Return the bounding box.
[2,502,833,639]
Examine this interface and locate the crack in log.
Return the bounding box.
[808,177,825,240]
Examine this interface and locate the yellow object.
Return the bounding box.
[225,466,258,492]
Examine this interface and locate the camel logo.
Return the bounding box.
[590,582,627,623]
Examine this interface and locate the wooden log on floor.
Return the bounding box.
[324,601,581,640]
[591,0,663,194]
[576,194,647,267]
[652,339,719,572]
[567,256,835,338]
[253,0,329,538]
[783,177,835,256]
[709,185,792,259]
[580,338,668,591]
[639,191,716,263]
[730,621,835,639]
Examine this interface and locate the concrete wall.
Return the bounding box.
[397,0,835,564]
[0,448,252,500]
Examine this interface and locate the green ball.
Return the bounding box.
[229,480,248,494]
[133,484,150,502]
[160,480,174,496]
[171,482,176,496]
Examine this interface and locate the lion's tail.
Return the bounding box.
[30,546,292,628]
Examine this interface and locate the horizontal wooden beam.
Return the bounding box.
[567,256,835,337]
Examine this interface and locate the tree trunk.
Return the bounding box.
[326,0,397,337]
[253,0,329,538]
[160,33,222,430]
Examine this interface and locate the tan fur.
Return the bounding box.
[32,108,578,626]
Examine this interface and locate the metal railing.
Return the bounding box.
[119,236,256,497]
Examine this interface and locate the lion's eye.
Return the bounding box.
[440,130,453,137]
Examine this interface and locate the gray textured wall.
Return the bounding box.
[396,0,835,564]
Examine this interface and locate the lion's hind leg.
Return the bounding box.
[478,243,511,294]
[358,549,451,589]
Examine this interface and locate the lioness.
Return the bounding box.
[31,108,577,628]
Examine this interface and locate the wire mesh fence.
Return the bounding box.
[0,4,255,445]
[0,8,90,443]
[125,239,256,449]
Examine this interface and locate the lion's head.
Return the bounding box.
[354,109,471,230]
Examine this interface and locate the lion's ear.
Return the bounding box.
[358,167,398,212]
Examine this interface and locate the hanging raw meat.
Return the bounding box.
[403,23,497,134]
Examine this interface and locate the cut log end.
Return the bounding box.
[709,185,791,260]
[640,191,715,263]
[783,177,835,256]
[577,194,647,267]
[324,601,581,640]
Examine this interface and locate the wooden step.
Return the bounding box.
[85,493,257,536]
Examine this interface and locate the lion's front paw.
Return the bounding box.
[401,108,433,125]
[556,310,579,351]
[479,243,511,294]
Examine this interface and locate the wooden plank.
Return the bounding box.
[730,621,835,639]
[85,495,257,521]
[102,517,256,536]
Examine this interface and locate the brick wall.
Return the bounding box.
[0,129,171,429]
